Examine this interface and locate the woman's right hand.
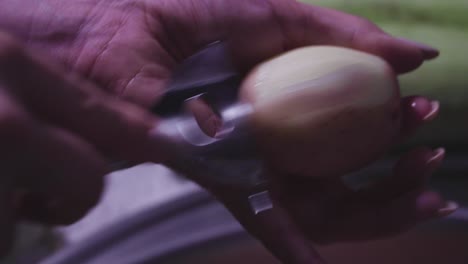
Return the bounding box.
[0,31,166,255]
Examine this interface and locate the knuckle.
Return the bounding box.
[353,16,378,31]
[347,16,382,43]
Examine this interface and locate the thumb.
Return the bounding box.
[0,32,165,164]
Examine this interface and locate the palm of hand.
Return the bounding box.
[18,0,173,106]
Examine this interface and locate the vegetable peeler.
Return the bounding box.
[116,41,273,215]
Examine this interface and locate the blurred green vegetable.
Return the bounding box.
[306,0,468,151]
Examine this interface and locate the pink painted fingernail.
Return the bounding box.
[409,97,437,121]
[438,201,458,217]
[398,37,440,59]
[423,100,440,121]
[425,148,445,174]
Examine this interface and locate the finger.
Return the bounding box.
[328,190,455,242]
[0,89,106,225]
[252,207,326,264]
[356,147,445,202]
[0,32,164,163]
[153,1,438,73]
[0,92,23,256]
[398,96,440,141]
[374,190,457,236]
[14,121,107,225]
[222,195,325,264]
[274,3,438,73]
[323,148,456,242]
[185,96,223,137]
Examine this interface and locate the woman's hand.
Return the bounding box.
[1,0,438,107]
[212,148,455,264]
[0,31,164,255]
[195,92,452,263]
[0,0,448,261]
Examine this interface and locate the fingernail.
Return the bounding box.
[409,97,438,121]
[185,96,223,137]
[398,37,440,59]
[423,100,440,121]
[438,201,459,217]
[425,148,445,173]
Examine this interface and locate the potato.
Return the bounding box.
[240,46,401,178]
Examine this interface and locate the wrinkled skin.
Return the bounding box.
[0,0,451,262]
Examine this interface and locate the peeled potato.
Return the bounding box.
[240,46,401,178]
